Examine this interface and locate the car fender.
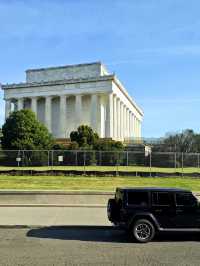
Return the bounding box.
[127,212,161,230]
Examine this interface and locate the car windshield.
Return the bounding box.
[176,192,198,207]
[192,193,200,204]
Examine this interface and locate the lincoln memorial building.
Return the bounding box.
[2,62,143,141]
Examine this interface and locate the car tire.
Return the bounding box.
[107,199,118,222]
[131,219,155,243]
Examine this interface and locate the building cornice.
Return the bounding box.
[113,76,144,117]
[26,61,102,73]
[2,73,143,117]
[1,75,115,90]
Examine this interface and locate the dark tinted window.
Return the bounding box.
[115,190,123,201]
[127,192,149,206]
[152,192,171,206]
[176,193,197,206]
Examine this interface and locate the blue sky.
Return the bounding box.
[0,0,200,137]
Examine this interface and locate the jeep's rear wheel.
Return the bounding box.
[131,219,155,243]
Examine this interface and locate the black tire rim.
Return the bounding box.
[135,223,151,240]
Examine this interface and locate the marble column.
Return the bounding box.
[60,95,67,138]
[124,105,127,139]
[117,98,121,140]
[98,95,105,138]
[123,104,126,140]
[45,96,52,132]
[105,93,113,138]
[135,116,137,138]
[75,94,82,128]
[129,112,134,138]
[91,94,98,132]
[31,97,38,116]
[5,99,11,119]
[113,95,117,139]
[17,98,24,110]
[120,102,124,140]
[127,109,130,139]
[138,120,141,138]
[137,118,140,138]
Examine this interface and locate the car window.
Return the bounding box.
[175,193,197,207]
[152,192,171,206]
[115,190,123,203]
[127,192,149,206]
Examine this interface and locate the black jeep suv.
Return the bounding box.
[107,187,200,243]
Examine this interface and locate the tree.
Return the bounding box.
[70,125,99,149]
[0,128,2,150]
[69,125,124,165]
[194,134,200,153]
[94,139,124,151]
[1,109,54,150]
[163,129,196,153]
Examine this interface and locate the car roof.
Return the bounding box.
[116,187,191,193]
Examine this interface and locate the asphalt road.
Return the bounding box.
[0,227,200,266]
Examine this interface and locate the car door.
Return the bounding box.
[173,192,200,228]
[124,191,150,222]
[151,191,175,228]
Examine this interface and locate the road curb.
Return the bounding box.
[0,190,198,195]
[0,190,114,195]
[0,225,113,229]
[0,204,106,208]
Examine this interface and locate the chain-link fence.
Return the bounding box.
[0,150,200,174]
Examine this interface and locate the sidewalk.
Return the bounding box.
[0,190,199,227]
[0,190,114,206]
[0,206,111,227]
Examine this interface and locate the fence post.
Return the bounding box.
[22,150,25,167]
[93,151,96,167]
[22,150,25,175]
[17,150,21,167]
[116,151,119,176]
[126,151,129,166]
[83,151,86,174]
[21,150,23,167]
[99,151,102,166]
[181,152,184,177]
[51,150,54,171]
[75,150,78,166]
[149,152,152,177]
[174,152,176,169]
[47,150,50,167]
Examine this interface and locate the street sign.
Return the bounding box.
[145,146,151,157]
[58,155,63,162]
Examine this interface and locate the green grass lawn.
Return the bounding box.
[0,175,200,191]
[0,165,200,173]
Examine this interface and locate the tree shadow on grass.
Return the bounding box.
[27,226,200,243]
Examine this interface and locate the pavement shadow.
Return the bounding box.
[27,226,130,243]
[27,226,200,243]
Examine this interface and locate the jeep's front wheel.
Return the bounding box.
[131,219,155,243]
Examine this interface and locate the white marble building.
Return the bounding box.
[2,62,143,141]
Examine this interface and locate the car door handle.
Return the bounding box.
[176,209,183,213]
